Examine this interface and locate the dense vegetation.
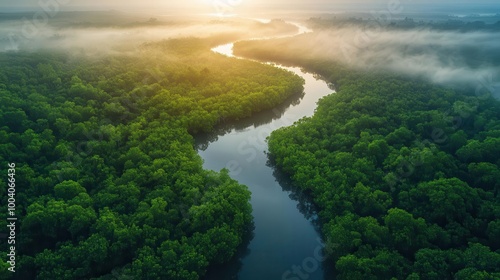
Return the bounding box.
[0,37,304,279]
[307,16,500,32]
[236,38,500,279]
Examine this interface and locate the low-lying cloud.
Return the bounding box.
[250,24,500,91]
[0,13,297,55]
[1,12,499,96]
[333,27,500,86]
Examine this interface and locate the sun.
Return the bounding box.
[202,0,244,17]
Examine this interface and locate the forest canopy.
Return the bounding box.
[0,34,304,279]
[235,34,500,279]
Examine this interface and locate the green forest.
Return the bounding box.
[0,37,304,279]
[235,39,500,279]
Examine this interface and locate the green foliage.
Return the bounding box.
[54,180,87,200]
[244,38,500,279]
[0,37,304,279]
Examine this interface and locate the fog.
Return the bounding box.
[243,23,500,91]
[0,12,297,55]
[1,9,499,95]
[324,27,500,86]
[0,21,239,53]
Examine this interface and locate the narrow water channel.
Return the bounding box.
[196,21,334,280]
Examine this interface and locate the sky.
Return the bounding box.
[1,0,499,14]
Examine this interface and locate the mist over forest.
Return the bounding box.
[236,16,500,93]
[3,10,499,93]
[0,11,297,55]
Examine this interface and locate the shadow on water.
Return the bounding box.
[194,66,336,279]
[196,21,336,278]
[268,160,340,280]
[269,158,341,280]
[194,89,305,151]
[202,159,338,280]
[267,157,321,228]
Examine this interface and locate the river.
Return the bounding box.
[196,20,334,280]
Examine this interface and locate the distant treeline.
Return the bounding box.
[308,16,500,32]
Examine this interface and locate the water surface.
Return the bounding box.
[198,21,334,280]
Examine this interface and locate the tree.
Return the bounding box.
[398,178,480,227]
[384,208,430,255]
[54,180,87,201]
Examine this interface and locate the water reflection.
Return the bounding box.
[268,161,342,280]
[194,89,305,151]
[197,67,333,280]
[198,19,335,280]
[267,159,316,219]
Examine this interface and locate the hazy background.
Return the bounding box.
[1,1,499,96]
[1,0,500,13]
[0,10,298,54]
[262,26,500,87]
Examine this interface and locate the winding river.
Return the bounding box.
[196,20,334,280]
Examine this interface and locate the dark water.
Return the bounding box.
[196,23,335,280]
